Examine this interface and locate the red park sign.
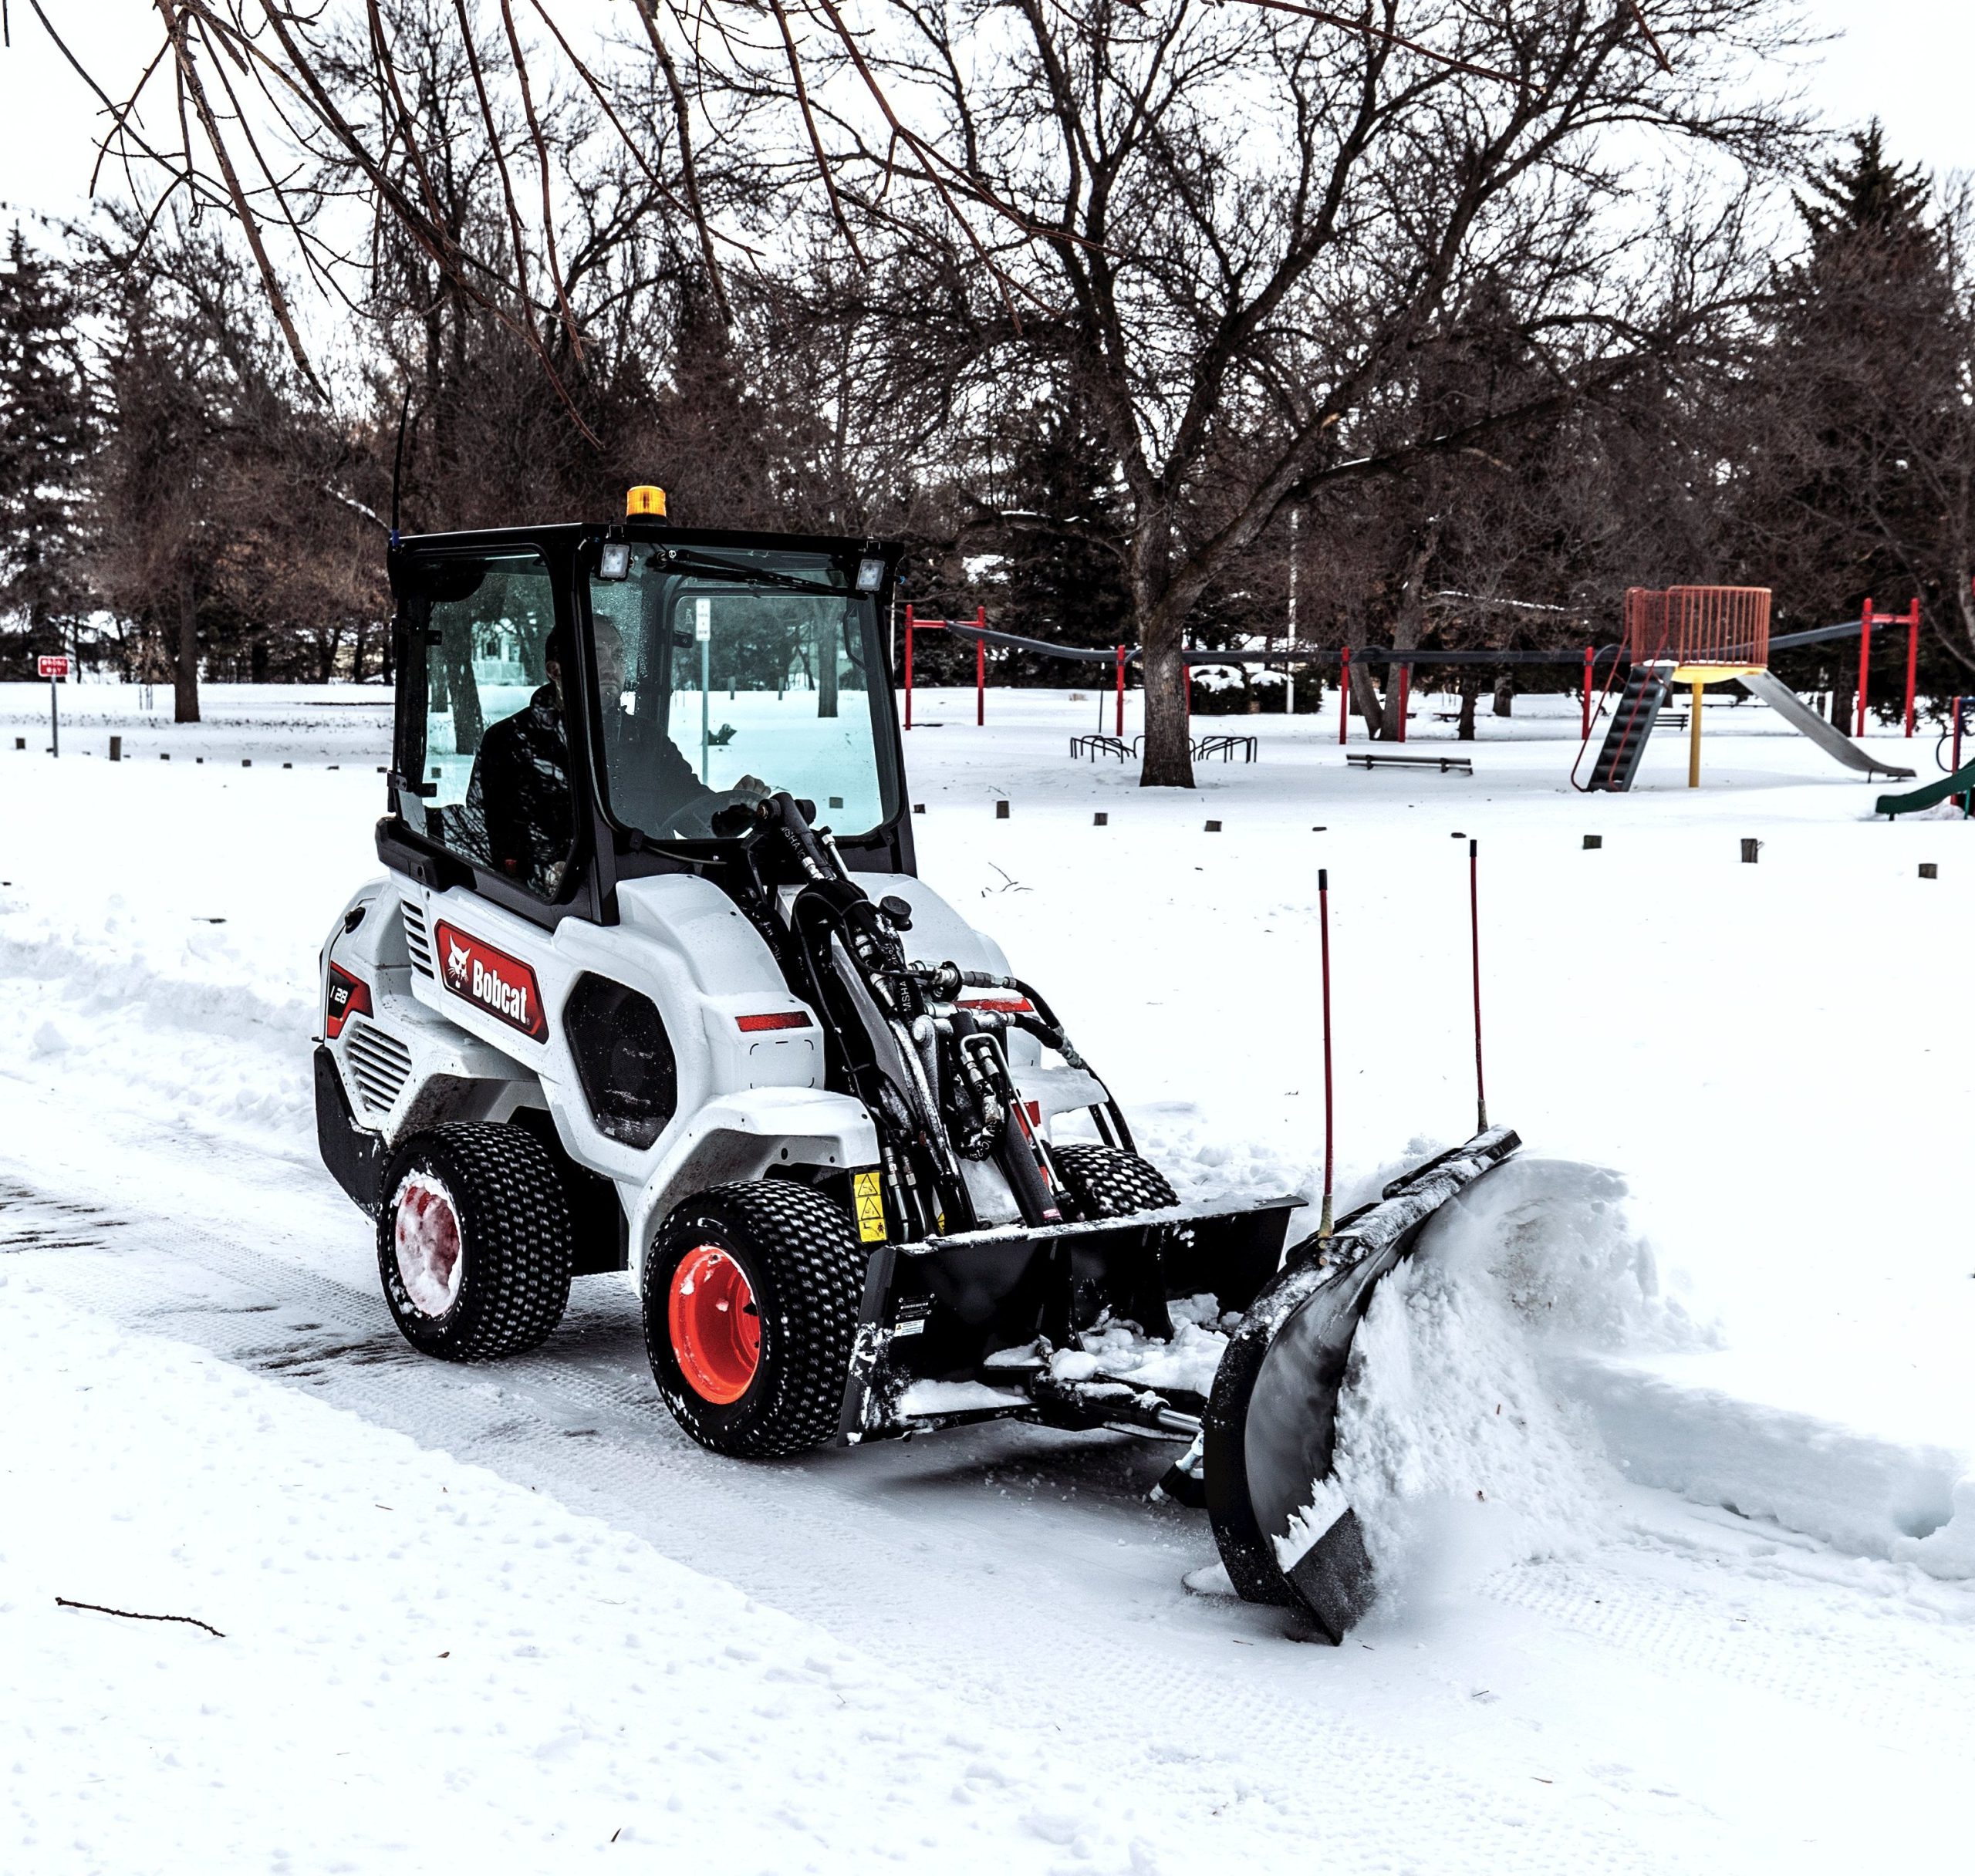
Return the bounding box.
[37,655,72,679]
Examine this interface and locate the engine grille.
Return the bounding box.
[400,900,434,977]
[344,1017,414,1118]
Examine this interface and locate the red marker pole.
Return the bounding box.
[1115,644,1126,738]
[1582,646,1594,742]
[904,605,916,730]
[1396,663,1411,742]
[975,627,986,727]
[1338,646,1351,745]
[1469,838,1487,1136]
[1904,599,1919,737]
[1855,597,1872,739]
[1318,865,1335,1240]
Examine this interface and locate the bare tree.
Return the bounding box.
[776,0,1798,781]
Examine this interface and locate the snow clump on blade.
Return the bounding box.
[1314,1159,1701,1621]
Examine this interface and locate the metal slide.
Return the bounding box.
[1740,670,1915,779]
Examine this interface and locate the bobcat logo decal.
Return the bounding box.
[431,921,549,1041]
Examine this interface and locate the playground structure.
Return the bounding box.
[900,590,1935,791]
[1876,694,1974,813]
[1575,586,1916,791]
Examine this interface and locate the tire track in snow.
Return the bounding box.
[2,1153,1781,1876]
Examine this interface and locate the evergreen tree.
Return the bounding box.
[995,393,1131,682]
[0,228,93,678]
[1746,123,1971,706]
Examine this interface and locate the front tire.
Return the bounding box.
[378,1124,574,1361]
[1052,1142,1178,1220]
[643,1181,865,1458]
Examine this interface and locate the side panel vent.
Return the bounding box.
[400,901,434,977]
[345,1018,415,1118]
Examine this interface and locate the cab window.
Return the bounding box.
[405,552,573,898]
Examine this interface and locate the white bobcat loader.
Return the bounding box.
[316,494,1520,1639]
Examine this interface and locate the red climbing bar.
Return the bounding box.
[904,605,915,730]
[1396,663,1410,742]
[1115,645,1126,738]
[975,620,986,727]
[1904,599,1919,737]
[1338,646,1351,745]
[1582,646,1594,741]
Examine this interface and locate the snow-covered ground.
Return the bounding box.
[2,678,1971,1872]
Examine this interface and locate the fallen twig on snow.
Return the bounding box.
[56,1597,225,1638]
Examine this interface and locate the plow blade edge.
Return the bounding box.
[1202,1127,1521,1642]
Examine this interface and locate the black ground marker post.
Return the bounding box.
[995,799,1009,819]
[1583,834,1602,849]
[1741,838,1761,863]
[1919,863,1937,879]
[110,736,121,762]
[1094,811,1108,826]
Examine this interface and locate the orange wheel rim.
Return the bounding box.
[667,1246,761,1404]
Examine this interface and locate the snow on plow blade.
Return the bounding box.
[1203,1127,1523,1643]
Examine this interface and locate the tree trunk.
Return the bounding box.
[1457,677,1478,741]
[1138,643,1194,787]
[1378,528,1435,741]
[1348,656,1386,738]
[1492,673,1515,717]
[173,579,201,724]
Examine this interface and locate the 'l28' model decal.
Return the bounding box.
[433,920,549,1041]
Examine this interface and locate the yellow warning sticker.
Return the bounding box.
[852,1169,886,1243]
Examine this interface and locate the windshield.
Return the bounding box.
[587,545,896,842]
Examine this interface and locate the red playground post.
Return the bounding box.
[1904,599,1920,737]
[1855,596,1872,739]
[1338,646,1351,744]
[1469,838,1487,1135]
[904,604,916,730]
[1396,663,1411,742]
[975,620,986,727]
[1317,866,1335,1240]
[1115,645,1126,738]
[1582,646,1594,741]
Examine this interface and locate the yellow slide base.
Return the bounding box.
[1669,663,1765,686]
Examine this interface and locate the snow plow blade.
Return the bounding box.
[1202,1127,1522,1642]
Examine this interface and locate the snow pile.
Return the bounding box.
[1048,1293,1233,1397]
[1312,1158,1694,1612]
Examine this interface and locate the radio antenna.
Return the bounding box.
[390,386,413,542]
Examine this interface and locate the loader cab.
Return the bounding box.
[379,515,910,928]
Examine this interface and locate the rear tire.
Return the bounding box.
[1052,1142,1177,1220]
[378,1124,573,1361]
[644,1181,865,1459]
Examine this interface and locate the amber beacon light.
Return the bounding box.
[626,484,667,518]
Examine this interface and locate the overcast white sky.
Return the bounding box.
[0,2,1967,234]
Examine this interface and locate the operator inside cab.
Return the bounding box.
[465,618,768,892]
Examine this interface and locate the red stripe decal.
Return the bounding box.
[325,965,371,1041]
[737,1011,813,1033]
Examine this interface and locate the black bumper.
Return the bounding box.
[314,1044,385,1216]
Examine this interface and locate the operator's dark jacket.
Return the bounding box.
[464,684,704,891]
